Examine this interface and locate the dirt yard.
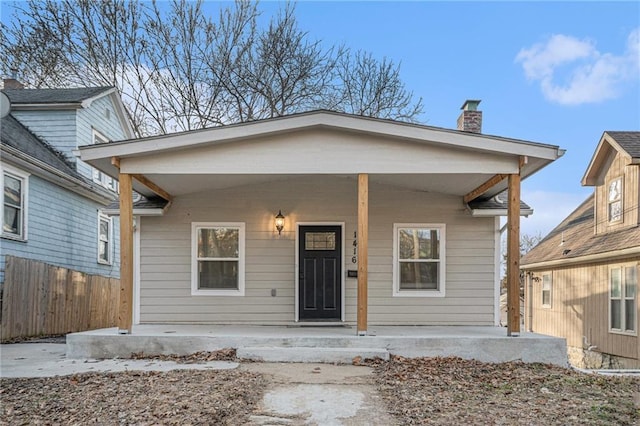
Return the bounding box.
[1,354,638,425]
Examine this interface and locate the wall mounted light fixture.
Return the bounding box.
[275,210,285,235]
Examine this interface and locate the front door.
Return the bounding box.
[298,225,342,321]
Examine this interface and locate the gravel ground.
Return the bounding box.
[373,356,640,425]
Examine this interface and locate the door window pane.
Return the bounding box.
[305,232,336,250]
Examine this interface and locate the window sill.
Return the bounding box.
[609,329,637,337]
[1,234,27,243]
[192,289,245,297]
[393,289,445,298]
[97,260,112,266]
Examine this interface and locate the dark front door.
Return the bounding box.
[299,225,342,321]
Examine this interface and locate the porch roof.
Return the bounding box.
[79,110,564,201]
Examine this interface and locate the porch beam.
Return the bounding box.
[357,173,369,335]
[463,173,507,203]
[118,172,134,334]
[506,159,523,336]
[131,174,173,202]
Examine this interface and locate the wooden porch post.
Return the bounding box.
[506,167,522,336]
[357,173,369,335]
[118,172,134,334]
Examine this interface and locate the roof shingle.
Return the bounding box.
[2,87,113,105]
[606,131,640,158]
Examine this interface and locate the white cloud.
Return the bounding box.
[516,28,640,105]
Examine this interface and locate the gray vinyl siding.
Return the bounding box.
[0,173,120,283]
[139,176,497,325]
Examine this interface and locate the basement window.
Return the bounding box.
[393,224,445,297]
[192,223,245,296]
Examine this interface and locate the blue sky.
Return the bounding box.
[258,0,640,237]
[3,1,638,237]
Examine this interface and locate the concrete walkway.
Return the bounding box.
[1,342,395,425]
[0,343,237,378]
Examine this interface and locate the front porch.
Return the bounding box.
[66,325,568,366]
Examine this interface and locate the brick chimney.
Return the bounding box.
[3,78,24,89]
[457,99,482,133]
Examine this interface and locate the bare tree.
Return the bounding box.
[1,0,424,136]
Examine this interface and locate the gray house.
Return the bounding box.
[79,103,564,334]
[1,83,133,285]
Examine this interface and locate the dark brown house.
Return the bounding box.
[521,131,639,368]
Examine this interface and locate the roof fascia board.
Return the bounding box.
[1,145,115,205]
[80,87,116,108]
[79,112,563,163]
[521,246,640,270]
[11,103,82,111]
[107,91,135,138]
[582,132,632,186]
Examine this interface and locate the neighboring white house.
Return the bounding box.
[79,103,564,332]
[1,82,133,284]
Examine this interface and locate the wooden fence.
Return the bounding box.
[1,256,120,341]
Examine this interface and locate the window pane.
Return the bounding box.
[4,175,21,207]
[3,205,19,234]
[399,262,438,290]
[198,261,238,289]
[99,241,109,262]
[625,300,636,332]
[198,228,239,258]
[305,232,336,250]
[611,300,621,329]
[609,201,622,222]
[610,268,621,298]
[398,229,439,260]
[542,291,550,306]
[625,267,637,298]
[99,219,109,240]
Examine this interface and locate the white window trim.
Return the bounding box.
[607,177,623,224]
[1,163,29,241]
[609,263,637,336]
[191,222,245,296]
[97,212,113,265]
[392,223,446,298]
[92,128,109,145]
[541,273,552,308]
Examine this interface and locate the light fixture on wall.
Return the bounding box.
[275,210,285,235]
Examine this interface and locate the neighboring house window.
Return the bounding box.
[192,223,245,296]
[610,265,637,334]
[91,129,118,192]
[393,224,445,297]
[541,273,552,308]
[98,213,112,265]
[1,166,29,240]
[607,177,622,223]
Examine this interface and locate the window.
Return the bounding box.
[91,129,118,192]
[98,213,112,265]
[1,166,28,240]
[192,223,245,296]
[610,265,637,334]
[607,177,622,223]
[393,224,445,297]
[541,273,552,308]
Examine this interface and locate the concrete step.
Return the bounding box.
[237,346,389,363]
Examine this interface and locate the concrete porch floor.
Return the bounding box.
[67,325,568,367]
